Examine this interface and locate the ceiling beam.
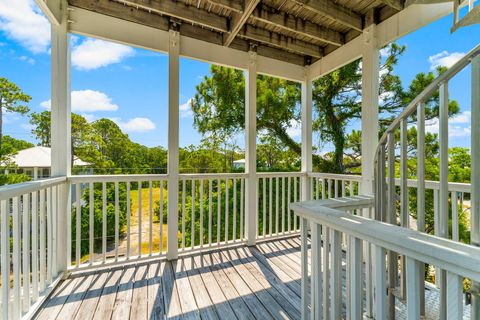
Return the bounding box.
[70,0,171,29]
[205,0,243,13]
[251,6,343,46]
[223,0,260,46]
[238,25,323,58]
[112,0,228,32]
[34,0,62,25]
[69,2,307,68]
[380,0,404,11]
[291,0,363,31]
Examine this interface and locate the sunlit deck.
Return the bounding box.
[34,237,304,320]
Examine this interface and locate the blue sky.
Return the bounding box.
[0,0,479,153]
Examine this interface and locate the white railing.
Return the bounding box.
[374,43,480,318]
[68,172,310,270]
[257,172,303,239]
[178,173,247,252]
[308,173,361,200]
[0,177,67,320]
[292,197,480,320]
[68,174,168,269]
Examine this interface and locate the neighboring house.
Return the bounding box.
[232,159,245,169]
[3,146,91,180]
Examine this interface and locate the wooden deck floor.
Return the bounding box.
[34,237,305,320]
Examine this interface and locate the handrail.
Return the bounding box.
[394,177,472,193]
[291,201,480,282]
[0,176,67,201]
[307,172,362,181]
[374,43,480,161]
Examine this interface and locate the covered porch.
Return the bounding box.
[1,0,480,319]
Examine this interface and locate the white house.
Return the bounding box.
[3,146,90,180]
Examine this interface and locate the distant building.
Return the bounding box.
[3,146,90,180]
[233,159,245,169]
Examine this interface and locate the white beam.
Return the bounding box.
[167,29,180,260]
[308,2,453,80]
[360,24,379,196]
[50,1,70,274]
[245,50,257,246]
[301,70,312,201]
[34,0,62,25]
[471,53,480,319]
[68,7,305,82]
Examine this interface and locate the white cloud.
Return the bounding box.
[180,99,193,118]
[112,117,156,133]
[428,51,465,70]
[71,38,134,70]
[379,47,390,58]
[81,113,98,123]
[450,111,471,124]
[286,119,301,138]
[40,90,119,112]
[18,55,35,65]
[425,118,471,138]
[0,0,50,53]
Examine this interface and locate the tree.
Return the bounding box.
[191,44,460,174]
[0,78,30,158]
[30,111,106,168]
[191,66,302,167]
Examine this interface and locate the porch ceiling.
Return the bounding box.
[67,0,403,66]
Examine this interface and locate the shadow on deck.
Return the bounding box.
[33,236,469,319]
[34,237,305,320]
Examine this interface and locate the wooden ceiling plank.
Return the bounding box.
[69,0,170,30]
[239,25,323,58]
[290,0,363,31]
[380,0,404,11]
[112,0,228,32]
[251,7,344,46]
[206,0,243,13]
[223,0,261,46]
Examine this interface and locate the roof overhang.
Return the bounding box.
[42,0,453,81]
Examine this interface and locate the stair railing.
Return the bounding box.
[374,43,480,319]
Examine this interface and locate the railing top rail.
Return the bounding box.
[179,172,248,179]
[375,43,480,157]
[68,174,168,183]
[256,171,304,178]
[291,201,480,282]
[307,172,362,181]
[0,176,67,201]
[394,177,472,193]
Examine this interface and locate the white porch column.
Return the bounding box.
[301,70,312,201]
[470,53,480,319]
[50,1,71,274]
[167,28,180,260]
[245,50,257,246]
[361,23,379,320]
[360,24,379,196]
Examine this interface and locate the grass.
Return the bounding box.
[130,187,169,254]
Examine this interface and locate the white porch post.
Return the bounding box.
[167,28,180,260]
[361,23,379,320]
[245,50,257,246]
[360,24,379,196]
[470,53,480,318]
[50,1,71,274]
[301,70,312,201]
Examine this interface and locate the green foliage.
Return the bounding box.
[191,65,302,168]
[71,183,128,257]
[0,78,31,158]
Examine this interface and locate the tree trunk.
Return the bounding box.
[266,123,324,170]
[332,127,345,173]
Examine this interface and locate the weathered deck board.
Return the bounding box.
[33,236,466,320]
